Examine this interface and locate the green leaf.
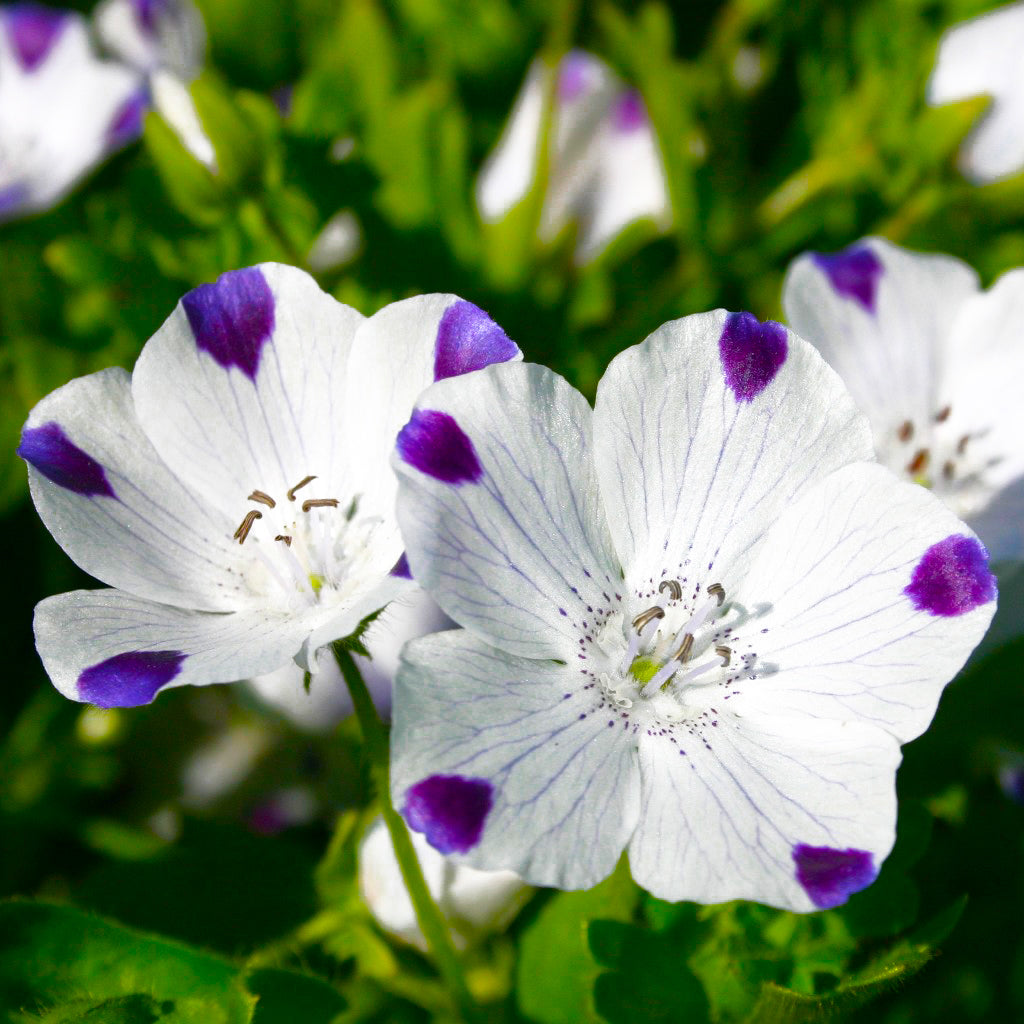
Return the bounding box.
[0,901,255,1024]
[245,968,345,1024]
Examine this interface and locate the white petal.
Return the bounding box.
[782,237,979,457]
[630,710,899,911]
[35,588,314,707]
[132,263,365,520]
[393,362,622,661]
[593,309,874,601]
[19,367,251,611]
[728,463,996,743]
[150,69,215,169]
[93,0,205,79]
[391,630,640,890]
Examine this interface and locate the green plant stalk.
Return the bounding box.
[331,641,481,1024]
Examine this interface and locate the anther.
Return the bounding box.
[287,475,317,501]
[707,583,725,606]
[715,645,732,666]
[275,534,292,547]
[302,498,340,512]
[943,461,956,481]
[672,633,694,663]
[631,606,665,633]
[659,580,682,600]
[248,490,276,508]
[907,448,930,475]
[897,420,913,443]
[233,509,262,544]
[935,405,952,423]
[957,434,970,456]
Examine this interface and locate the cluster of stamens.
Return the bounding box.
[895,405,973,486]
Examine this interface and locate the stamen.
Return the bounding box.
[233,509,262,544]
[942,461,955,481]
[671,633,694,663]
[659,580,682,601]
[302,498,340,512]
[287,475,317,501]
[715,644,732,666]
[632,606,665,633]
[957,435,970,456]
[935,405,952,423]
[248,490,276,508]
[907,448,930,475]
[898,420,913,443]
[275,534,292,546]
[707,583,725,607]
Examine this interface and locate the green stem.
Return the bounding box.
[331,641,481,1024]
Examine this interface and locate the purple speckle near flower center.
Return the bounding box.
[611,90,647,133]
[397,409,483,485]
[4,4,67,71]
[18,421,116,498]
[390,551,412,578]
[77,649,186,708]
[403,774,493,854]
[558,51,591,102]
[793,844,877,909]
[434,300,519,381]
[105,88,148,151]
[719,311,788,402]
[182,267,276,380]
[811,244,883,313]
[905,534,996,617]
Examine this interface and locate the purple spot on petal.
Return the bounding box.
[390,551,412,578]
[434,299,519,382]
[396,409,482,485]
[105,87,148,151]
[905,534,996,617]
[182,267,275,380]
[558,51,590,101]
[811,244,883,313]
[403,774,493,854]
[0,182,29,221]
[719,311,788,402]
[611,90,647,133]
[18,421,116,498]
[132,0,167,35]
[4,4,67,71]
[793,844,877,909]
[77,649,186,708]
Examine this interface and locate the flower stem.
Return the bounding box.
[331,641,481,1024]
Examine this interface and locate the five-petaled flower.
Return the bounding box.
[19,263,520,709]
[390,309,995,911]
[784,236,1024,566]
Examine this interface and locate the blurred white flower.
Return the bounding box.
[927,0,1024,183]
[149,66,215,169]
[93,0,205,80]
[307,210,362,274]
[476,50,671,263]
[359,817,526,949]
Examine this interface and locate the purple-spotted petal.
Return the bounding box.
[610,89,646,133]
[719,311,788,402]
[793,845,877,909]
[396,410,482,485]
[18,421,116,498]
[433,300,519,382]
[93,0,205,79]
[905,534,996,616]
[404,774,494,854]
[105,86,148,150]
[4,3,67,71]
[810,245,883,313]
[78,649,186,708]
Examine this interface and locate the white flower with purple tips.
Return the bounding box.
[0,2,144,222]
[784,236,1024,565]
[390,309,995,911]
[476,49,671,263]
[19,263,520,709]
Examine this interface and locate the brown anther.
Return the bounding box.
[302,498,340,512]
[672,633,694,663]
[287,475,317,501]
[248,489,276,508]
[274,534,292,547]
[906,448,930,475]
[631,606,665,633]
[943,461,956,481]
[957,434,970,456]
[715,644,732,667]
[233,509,262,544]
[897,420,914,443]
[707,583,725,606]
[935,405,952,423]
[659,580,682,601]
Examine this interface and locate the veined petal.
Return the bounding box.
[132,264,365,519]
[343,294,520,527]
[728,463,996,743]
[34,588,314,707]
[19,367,251,611]
[629,710,898,911]
[394,362,622,662]
[783,237,979,455]
[593,309,874,600]
[391,630,640,890]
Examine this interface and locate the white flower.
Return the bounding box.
[390,310,995,912]
[93,0,205,80]
[0,3,144,222]
[476,50,671,264]
[359,818,526,950]
[927,0,1024,184]
[783,236,1024,565]
[19,263,520,708]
